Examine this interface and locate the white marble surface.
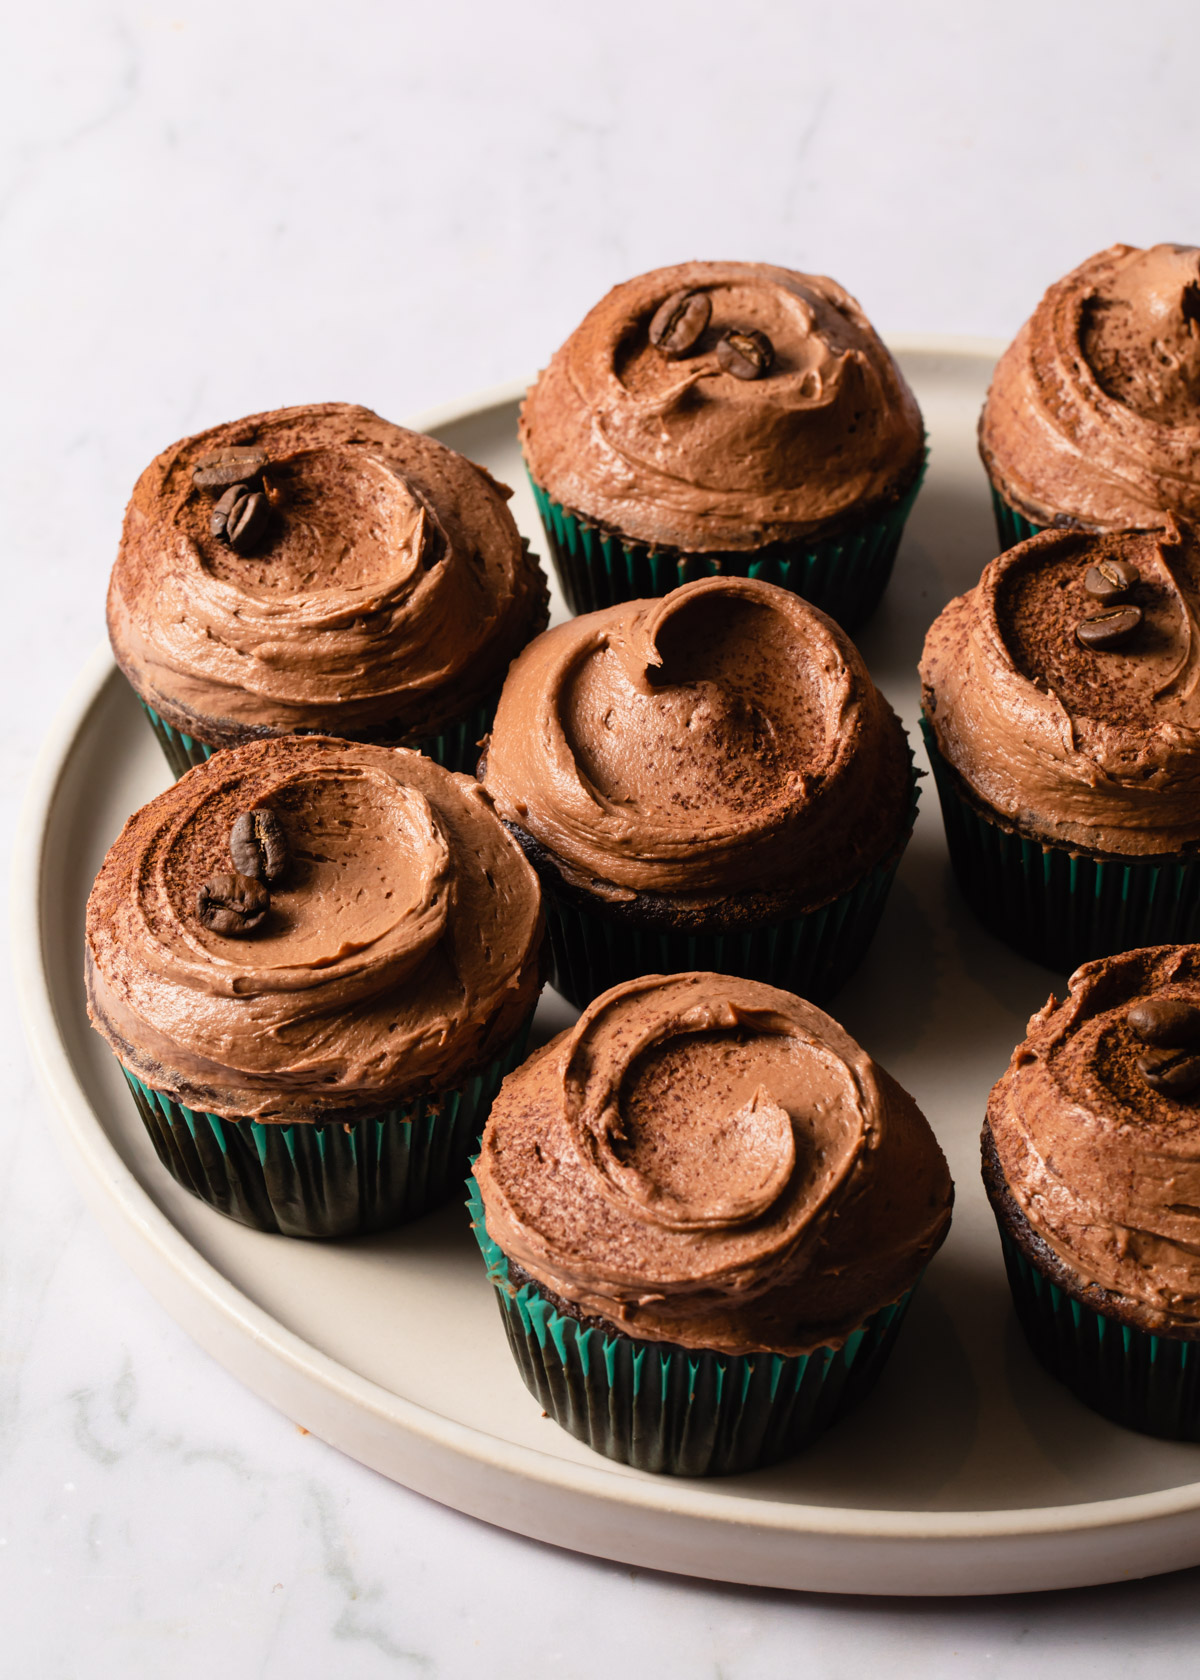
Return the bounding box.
[5,1,1200,1671]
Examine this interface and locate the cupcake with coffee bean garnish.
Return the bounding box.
[471,971,953,1475]
[986,944,1200,1439]
[109,402,548,778]
[479,573,917,1007]
[85,735,543,1238]
[920,518,1200,972]
[980,243,1200,549]
[521,261,926,630]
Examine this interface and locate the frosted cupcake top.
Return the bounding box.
[920,523,1200,855]
[482,576,913,912]
[980,243,1200,529]
[520,261,925,551]
[988,944,1200,1335]
[475,972,953,1356]
[109,402,548,746]
[85,737,543,1121]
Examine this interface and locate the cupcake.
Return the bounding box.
[980,243,1200,549]
[521,261,925,630]
[470,971,953,1475]
[480,575,917,1008]
[109,402,549,777]
[920,520,1200,972]
[85,735,543,1238]
[985,944,1200,1439]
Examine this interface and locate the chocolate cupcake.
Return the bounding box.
[985,945,1200,1438]
[921,521,1200,972]
[521,261,926,630]
[109,402,548,777]
[980,244,1200,548]
[470,971,953,1475]
[480,575,917,1008]
[85,736,543,1237]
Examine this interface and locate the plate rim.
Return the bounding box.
[16,337,1200,1589]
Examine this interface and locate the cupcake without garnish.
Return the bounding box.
[109,402,548,777]
[480,574,917,1008]
[979,243,1200,549]
[986,944,1200,1439]
[471,971,953,1475]
[921,519,1200,972]
[521,260,925,629]
[85,735,543,1238]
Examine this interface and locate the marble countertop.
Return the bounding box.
[4,2,1200,1672]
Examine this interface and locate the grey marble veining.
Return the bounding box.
[4,0,1200,1673]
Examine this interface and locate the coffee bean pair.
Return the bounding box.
[196,808,288,937]
[1127,996,1200,1098]
[648,289,774,381]
[1075,560,1142,652]
[191,446,273,556]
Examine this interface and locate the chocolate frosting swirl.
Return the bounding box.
[475,972,953,1355]
[988,945,1200,1334]
[109,403,548,746]
[482,576,913,910]
[921,522,1200,854]
[980,244,1200,529]
[520,261,924,551]
[85,737,543,1121]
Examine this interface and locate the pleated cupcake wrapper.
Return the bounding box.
[542,763,919,1010]
[996,1228,1200,1440]
[138,694,500,781]
[988,484,1044,552]
[921,718,1200,973]
[528,452,927,633]
[466,1175,915,1476]
[121,1023,530,1240]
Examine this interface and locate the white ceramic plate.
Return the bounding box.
[17,340,1200,1598]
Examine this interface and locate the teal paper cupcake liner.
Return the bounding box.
[997,1229,1200,1440]
[539,767,919,1009]
[921,718,1200,972]
[467,1175,915,1476]
[139,693,501,781]
[529,454,927,633]
[121,1023,530,1239]
[989,484,1044,551]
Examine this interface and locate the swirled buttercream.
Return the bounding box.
[85,736,543,1120]
[108,402,548,745]
[475,972,952,1355]
[482,576,913,911]
[921,522,1200,854]
[980,244,1200,529]
[986,945,1200,1334]
[520,261,924,551]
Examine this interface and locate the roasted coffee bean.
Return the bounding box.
[212,485,271,553]
[192,447,268,492]
[1075,605,1143,651]
[648,289,711,359]
[230,807,289,884]
[196,871,269,936]
[1128,996,1200,1048]
[1084,559,1140,603]
[716,328,774,380]
[1137,1046,1200,1098]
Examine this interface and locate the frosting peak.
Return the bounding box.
[988,945,1200,1333]
[980,243,1200,529]
[86,736,544,1120]
[483,575,913,908]
[521,261,924,551]
[920,522,1200,854]
[109,402,548,746]
[476,973,953,1355]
